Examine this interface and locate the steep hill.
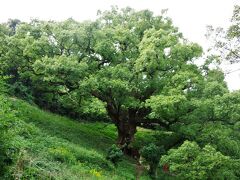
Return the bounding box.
[4,98,152,179]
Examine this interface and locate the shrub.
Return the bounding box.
[140,143,165,179]
[9,82,34,103]
[0,95,37,178]
[160,141,240,179]
[0,95,22,176]
[0,76,8,94]
[106,144,123,166]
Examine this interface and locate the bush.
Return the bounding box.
[160,141,240,179]
[140,143,165,179]
[0,96,20,176]
[0,95,33,178]
[9,82,34,103]
[106,144,123,166]
[0,76,8,94]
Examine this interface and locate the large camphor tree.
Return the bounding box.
[53,7,203,148]
[1,6,240,179]
[0,7,207,151]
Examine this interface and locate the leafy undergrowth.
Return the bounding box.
[4,98,150,179]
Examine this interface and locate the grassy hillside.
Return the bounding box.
[6,98,152,180]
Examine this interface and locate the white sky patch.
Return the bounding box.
[221,62,240,91]
[0,0,239,90]
[164,47,171,57]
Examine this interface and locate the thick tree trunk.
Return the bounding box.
[105,103,139,158]
[116,121,136,146]
[115,120,139,159]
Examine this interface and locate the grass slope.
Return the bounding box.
[8,98,150,180]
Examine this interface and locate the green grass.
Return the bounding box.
[15,99,117,152]
[6,98,151,179]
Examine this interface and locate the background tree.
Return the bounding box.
[206,5,240,64]
[160,141,240,179]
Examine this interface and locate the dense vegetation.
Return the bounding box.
[0,5,240,179]
[0,95,146,179]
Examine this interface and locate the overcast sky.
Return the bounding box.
[0,0,239,90]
